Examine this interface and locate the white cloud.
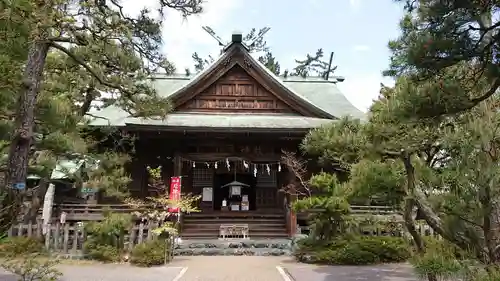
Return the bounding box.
[122,0,241,72]
[337,73,395,112]
[352,45,370,52]
[349,0,361,10]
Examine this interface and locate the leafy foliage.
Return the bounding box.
[83,212,132,262]
[302,117,365,170]
[293,172,351,240]
[0,237,44,258]
[125,165,200,236]
[130,239,171,267]
[386,1,500,116]
[2,254,62,281]
[0,0,204,231]
[291,48,337,79]
[294,235,411,265]
[348,159,405,206]
[299,4,500,274]
[258,52,281,75]
[191,26,275,73]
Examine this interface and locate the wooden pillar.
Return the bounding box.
[288,194,298,237]
[173,154,182,177]
[173,154,183,233]
[282,167,298,237]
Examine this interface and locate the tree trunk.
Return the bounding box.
[401,154,437,281]
[23,178,49,223]
[2,41,50,230]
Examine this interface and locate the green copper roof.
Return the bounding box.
[148,75,365,120]
[88,43,365,129]
[123,113,334,130]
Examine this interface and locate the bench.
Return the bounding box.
[219,224,249,240]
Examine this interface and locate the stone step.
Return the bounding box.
[183,218,285,224]
[181,229,288,236]
[174,248,291,256]
[183,213,284,219]
[250,232,289,238]
[183,223,286,230]
[182,227,287,235]
[173,239,293,256]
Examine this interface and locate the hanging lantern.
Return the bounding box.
[278,163,281,172]
[192,161,196,168]
[226,158,230,171]
[266,164,270,175]
[214,162,218,169]
[253,165,257,177]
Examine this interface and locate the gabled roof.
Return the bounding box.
[88,34,365,130]
[150,73,365,120]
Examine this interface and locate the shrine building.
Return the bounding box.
[87,32,365,239]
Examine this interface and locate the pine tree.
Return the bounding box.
[258,52,281,75]
[292,49,336,79]
[191,27,279,73]
[0,0,204,234]
[385,0,500,116]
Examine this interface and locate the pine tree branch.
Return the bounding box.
[49,42,136,100]
[85,113,110,122]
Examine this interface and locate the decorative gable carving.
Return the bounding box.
[176,66,298,114]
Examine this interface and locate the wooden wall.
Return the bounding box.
[177,66,298,114]
[126,131,306,210]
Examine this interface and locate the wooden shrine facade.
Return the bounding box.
[176,65,299,114]
[127,130,304,213]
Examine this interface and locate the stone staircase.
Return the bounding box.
[180,212,289,240]
[174,239,293,256]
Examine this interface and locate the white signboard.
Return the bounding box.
[230,185,241,196]
[202,187,213,202]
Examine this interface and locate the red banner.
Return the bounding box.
[168,176,182,213]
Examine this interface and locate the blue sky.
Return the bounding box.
[128,0,405,112]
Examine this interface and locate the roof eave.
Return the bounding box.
[122,124,313,134]
[243,52,337,120]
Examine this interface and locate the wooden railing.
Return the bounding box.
[46,203,167,221]
[8,221,176,259]
[43,203,399,223]
[297,205,400,219]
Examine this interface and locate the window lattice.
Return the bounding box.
[256,170,277,188]
[192,167,213,188]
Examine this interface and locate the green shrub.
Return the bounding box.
[2,254,62,281]
[0,237,45,257]
[82,213,132,262]
[83,240,121,262]
[333,244,379,265]
[130,239,170,267]
[294,235,411,265]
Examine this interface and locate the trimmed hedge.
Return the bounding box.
[83,241,121,262]
[130,239,171,267]
[294,235,411,265]
[0,237,45,257]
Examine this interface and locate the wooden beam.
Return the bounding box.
[173,154,182,177]
[181,153,281,162]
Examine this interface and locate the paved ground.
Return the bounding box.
[0,264,185,281]
[0,257,418,281]
[281,262,418,281]
[170,256,289,281]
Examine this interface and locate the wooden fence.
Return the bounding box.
[7,221,173,258]
[298,219,442,240]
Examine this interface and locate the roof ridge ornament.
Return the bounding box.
[201,26,271,53]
